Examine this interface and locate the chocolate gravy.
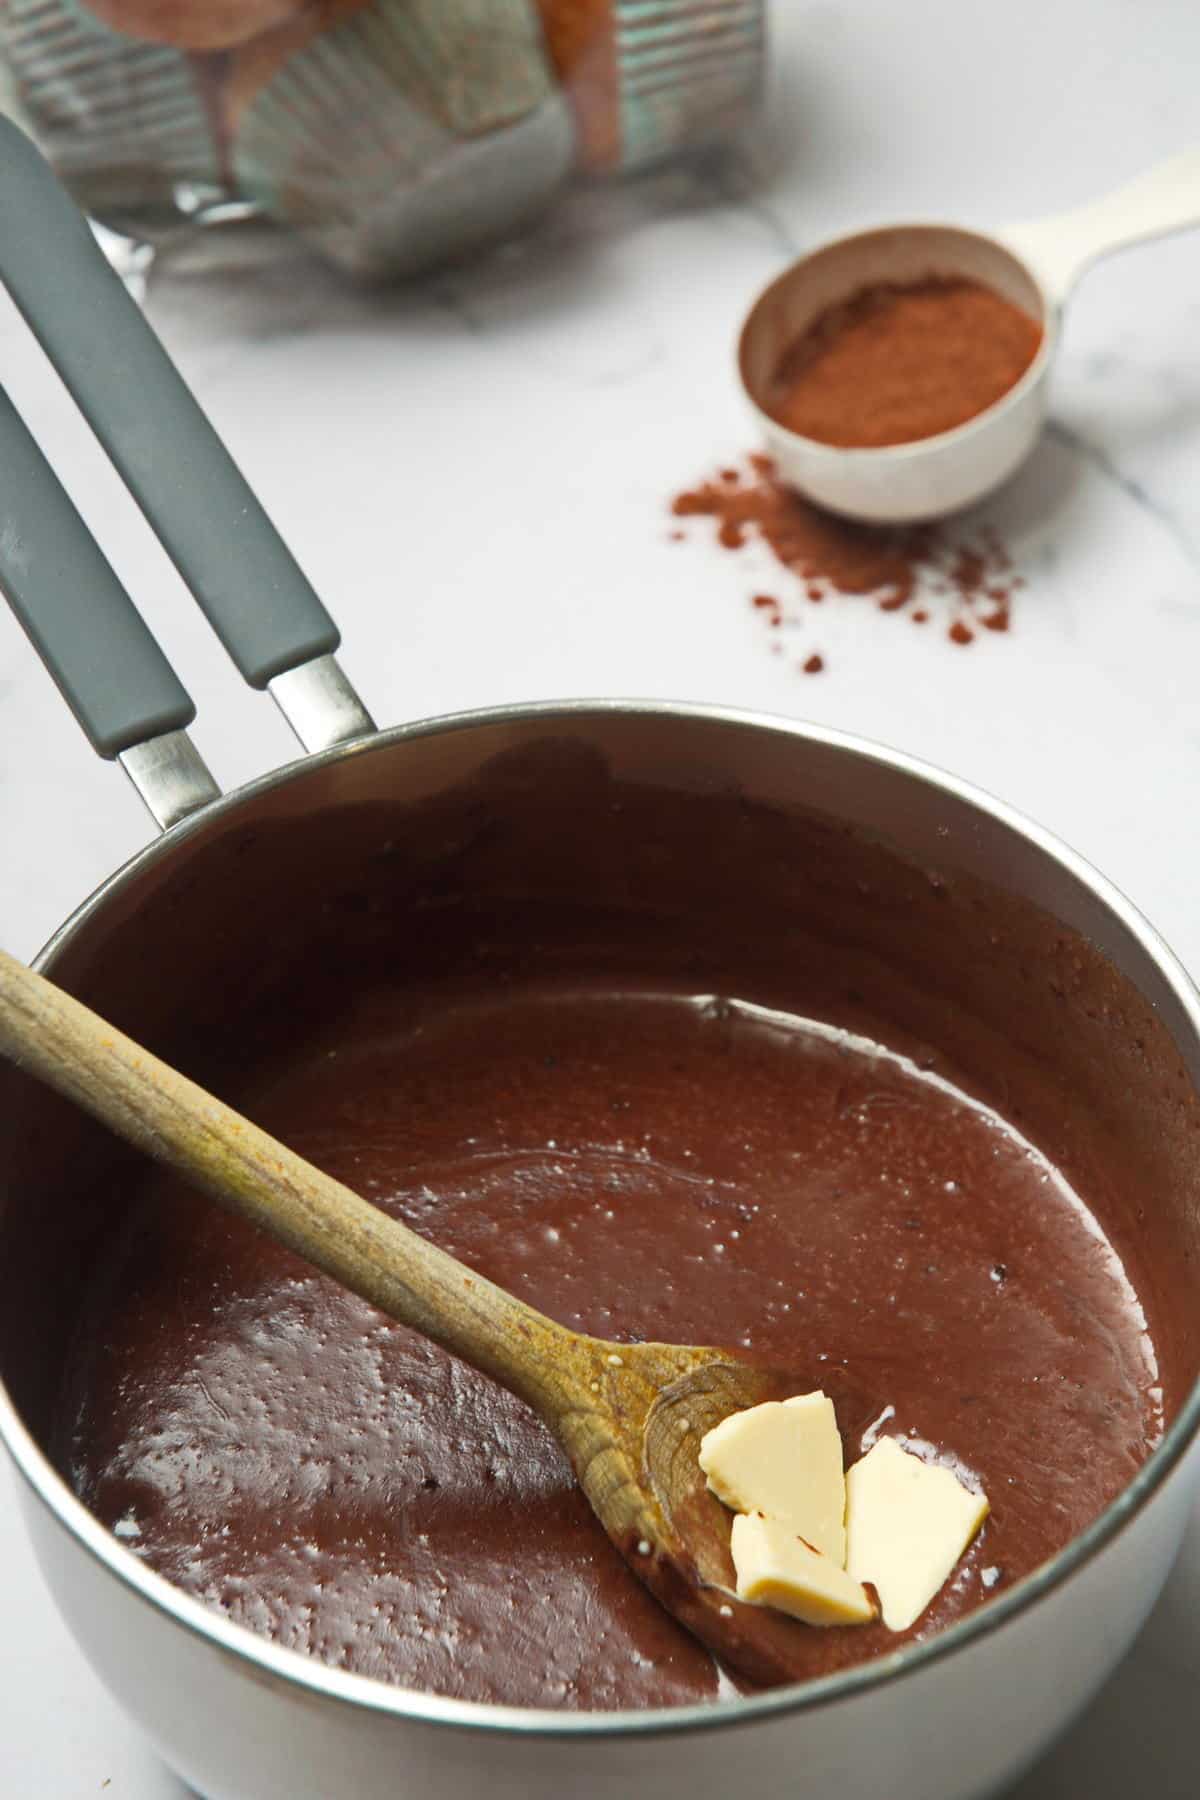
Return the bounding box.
[61,984,1161,1710]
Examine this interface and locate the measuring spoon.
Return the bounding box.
[738,148,1200,523]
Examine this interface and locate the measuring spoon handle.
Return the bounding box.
[1002,146,1200,304]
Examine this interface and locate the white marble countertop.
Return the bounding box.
[3,0,1200,1791]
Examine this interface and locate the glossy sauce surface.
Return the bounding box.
[62,987,1162,1709]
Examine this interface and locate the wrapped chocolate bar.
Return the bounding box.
[0,0,765,279]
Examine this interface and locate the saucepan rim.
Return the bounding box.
[4,697,1199,1741]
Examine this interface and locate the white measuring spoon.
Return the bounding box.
[737,149,1200,524]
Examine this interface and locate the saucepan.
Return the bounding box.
[1,120,1200,1800]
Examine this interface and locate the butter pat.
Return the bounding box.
[731,1512,876,1626]
[698,1391,846,1563]
[846,1438,989,1631]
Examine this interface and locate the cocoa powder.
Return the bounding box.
[766,278,1043,448]
[670,455,1019,658]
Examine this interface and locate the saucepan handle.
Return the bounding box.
[0,118,374,825]
[0,384,221,828]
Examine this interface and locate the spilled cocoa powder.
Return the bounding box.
[670,455,1020,665]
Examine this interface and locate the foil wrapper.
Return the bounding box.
[0,0,766,277]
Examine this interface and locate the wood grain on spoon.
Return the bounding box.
[0,948,838,1686]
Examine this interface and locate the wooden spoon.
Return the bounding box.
[0,949,854,1686]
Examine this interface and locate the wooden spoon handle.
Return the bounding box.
[0,950,578,1414]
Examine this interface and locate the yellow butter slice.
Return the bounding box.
[730,1512,876,1626]
[698,1390,846,1564]
[845,1437,989,1632]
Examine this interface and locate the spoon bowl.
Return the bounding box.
[739,148,1200,523]
[639,1357,882,1682]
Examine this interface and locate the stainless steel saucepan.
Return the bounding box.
[1,120,1199,1800]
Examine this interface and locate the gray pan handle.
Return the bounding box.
[0,382,220,827]
[0,384,194,755]
[0,120,373,825]
[0,115,337,692]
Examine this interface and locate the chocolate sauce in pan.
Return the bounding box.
[62,985,1160,1710]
